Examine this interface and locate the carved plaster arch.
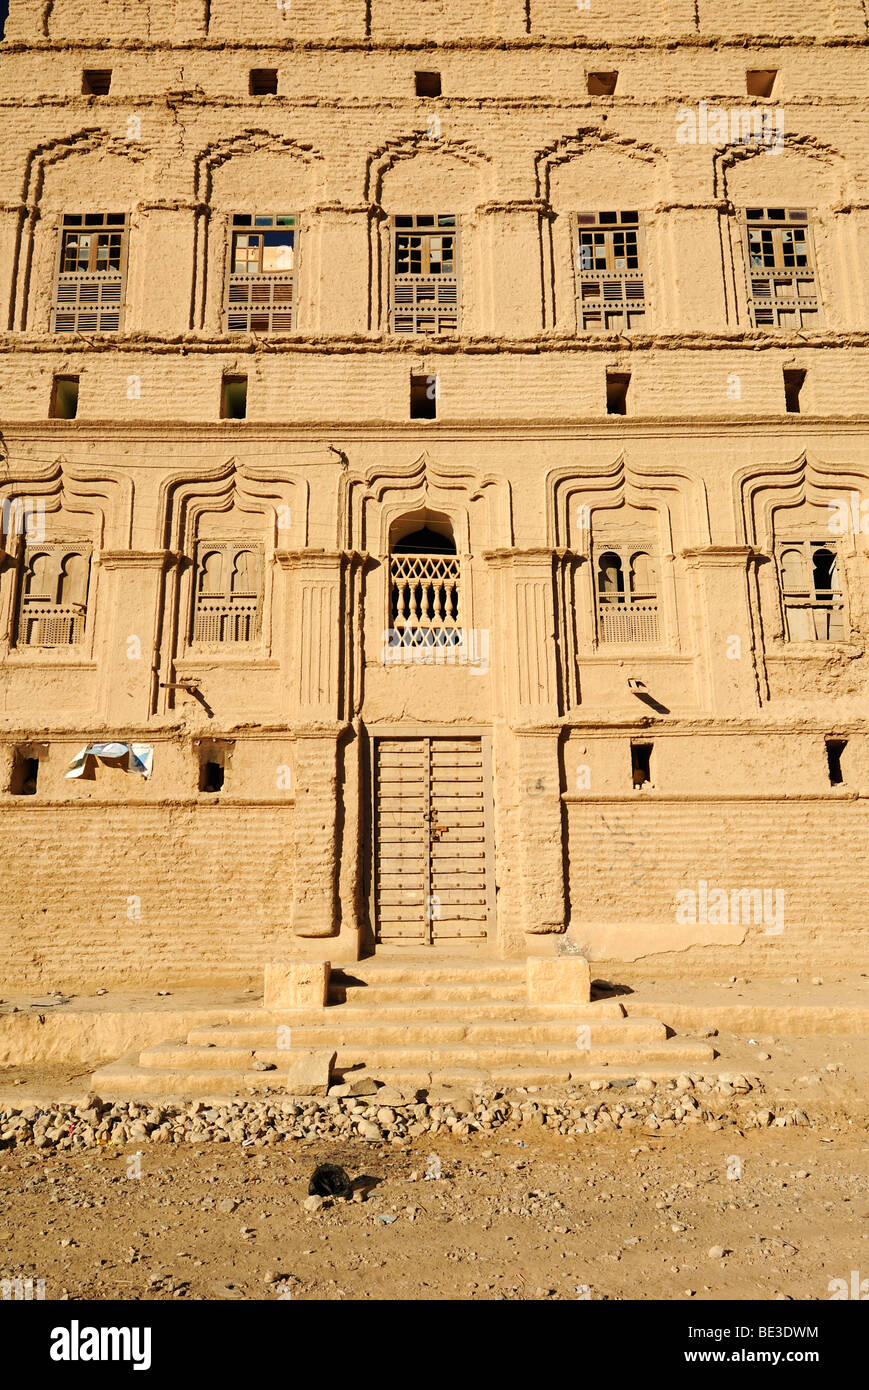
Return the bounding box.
[0,457,132,557]
[712,136,853,328]
[547,452,711,555]
[735,451,869,553]
[191,130,323,331]
[713,134,851,207]
[534,128,667,206]
[365,133,493,208]
[193,129,321,207]
[161,457,308,552]
[340,451,513,555]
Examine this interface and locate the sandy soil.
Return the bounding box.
[2,1120,867,1302]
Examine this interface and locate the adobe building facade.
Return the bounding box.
[0,0,867,989]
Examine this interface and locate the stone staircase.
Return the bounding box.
[91,957,717,1098]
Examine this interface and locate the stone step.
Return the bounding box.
[329,981,528,1004]
[340,1064,718,1091]
[90,1056,302,1099]
[326,1041,716,1069]
[182,1015,661,1050]
[324,998,625,1020]
[88,956,719,1101]
[135,1036,712,1073]
[90,1053,719,1100]
[329,960,528,985]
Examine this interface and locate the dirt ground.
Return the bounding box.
[2,1121,867,1302]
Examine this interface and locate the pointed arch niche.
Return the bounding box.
[159,461,306,704]
[535,132,666,334]
[342,451,511,667]
[366,136,493,336]
[192,131,323,333]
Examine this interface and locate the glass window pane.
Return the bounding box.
[261,230,294,271]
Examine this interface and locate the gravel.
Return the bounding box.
[0,1072,821,1155]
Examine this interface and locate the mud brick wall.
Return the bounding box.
[0,803,296,989]
[566,798,869,970]
[0,0,866,972]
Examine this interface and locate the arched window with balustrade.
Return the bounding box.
[775,538,844,642]
[388,521,462,654]
[595,545,659,643]
[16,543,91,646]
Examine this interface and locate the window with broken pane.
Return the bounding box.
[192,542,262,643]
[52,213,128,333]
[743,208,821,328]
[226,214,295,333]
[576,212,646,331]
[775,539,844,642]
[391,215,459,335]
[16,544,91,647]
[595,545,659,643]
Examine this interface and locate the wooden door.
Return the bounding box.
[373,736,493,943]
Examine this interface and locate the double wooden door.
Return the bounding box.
[373,736,494,943]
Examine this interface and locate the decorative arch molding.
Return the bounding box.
[365,133,493,208]
[534,129,666,205]
[160,457,308,552]
[0,457,133,558]
[532,130,667,332]
[193,129,322,207]
[158,459,309,677]
[712,136,854,329]
[10,129,151,332]
[364,135,493,333]
[547,452,711,554]
[735,452,869,655]
[340,450,513,556]
[19,129,151,212]
[712,135,851,206]
[191,130,323,331]
[735,452,869,553]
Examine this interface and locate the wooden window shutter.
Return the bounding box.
[576,211,646,331]
[775,537,843,641]
[51,213,128,334]
[225,214,296,333]
[390,214,460,335]
[192,541,262,643]
[594,541,659,643]
[16,543,91,647]
[743,208,822,328]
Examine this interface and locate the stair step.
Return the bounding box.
[91,1058,299,1098]
[135,1037,713,1073]
[182,1017,662,1050]
[330,982,527,1003]
[88,954,722,1100]
[91,1055,718,1100]
[326,1042,715,1068]
[329,961,527,986]
[332,998,625,1019]
[338,1063,720,1089]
